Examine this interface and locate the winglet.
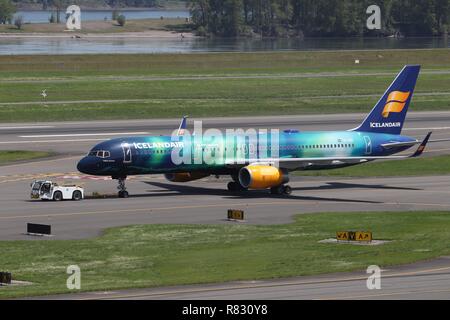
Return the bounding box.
[177,115,188,136]
[411,131,432,157]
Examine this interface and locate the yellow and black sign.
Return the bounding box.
[336,231,372,242]
[356,231,372,242]
[228,209,244,220]
[336,231,349,241]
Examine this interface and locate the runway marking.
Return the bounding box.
[404,126,450,131]
[0,126,54,130]
[19,132,149,138]
[0,138,106,144]
[0,156,80,168]
[318,288,450,300]
[0,201,292,220]
[74,265,450,300]
[426,147,450,153]
[0,172,146,183]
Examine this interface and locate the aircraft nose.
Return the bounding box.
[77,157,93,174]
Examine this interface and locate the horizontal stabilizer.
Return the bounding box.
[381,140,420,149]
[410,132,432,158]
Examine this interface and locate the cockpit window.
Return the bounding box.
[88,150,110,158]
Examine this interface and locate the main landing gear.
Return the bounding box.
[227,181,292,195]
[270,185,292,195]
[117,177,129,198]
[227,181,248,192]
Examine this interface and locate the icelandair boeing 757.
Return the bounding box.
[78,65,439,197]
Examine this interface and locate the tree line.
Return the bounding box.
[0,0,169,24]
[189,0,450,37]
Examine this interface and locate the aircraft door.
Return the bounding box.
[363,136,372,155]
[121,143,132,164]
[249,142,256,158]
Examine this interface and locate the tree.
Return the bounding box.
[49,12,56,23]
[13,14,22,29]
[0,0,15,24]
[117,14,126,26]
[435,0,450,33]
[48,0,65,23]
[222,0,242,37]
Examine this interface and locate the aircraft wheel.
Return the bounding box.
[227,181,238,191]
[283,185,292,195]
[227,181,248,192]
[270,186,283,195]
[118,191,129,198]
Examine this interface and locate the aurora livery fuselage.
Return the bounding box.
[77,65,432,197]
[77,130,416,176]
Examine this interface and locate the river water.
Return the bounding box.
[0,36,448,55]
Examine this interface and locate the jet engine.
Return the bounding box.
[238,165,289,189]
[164,172,210,182]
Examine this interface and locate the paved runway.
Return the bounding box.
[2,113,450,299]
[33,256,450,300]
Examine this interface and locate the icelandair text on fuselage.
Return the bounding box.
[133,142,184,149]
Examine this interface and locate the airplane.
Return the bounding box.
[77,65,440,198]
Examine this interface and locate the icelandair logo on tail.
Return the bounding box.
[369,91,410,128]
[381,91,410,118]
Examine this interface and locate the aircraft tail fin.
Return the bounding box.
[351,65,420,135]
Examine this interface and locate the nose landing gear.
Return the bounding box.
[117,177,129,198]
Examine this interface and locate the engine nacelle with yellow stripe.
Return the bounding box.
[165,172,210,182]
[238,165,289,189]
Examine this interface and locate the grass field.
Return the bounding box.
[0,151,52,165]
[296,154,450,177]
[1,211,450,298]
[0,49,450,122]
